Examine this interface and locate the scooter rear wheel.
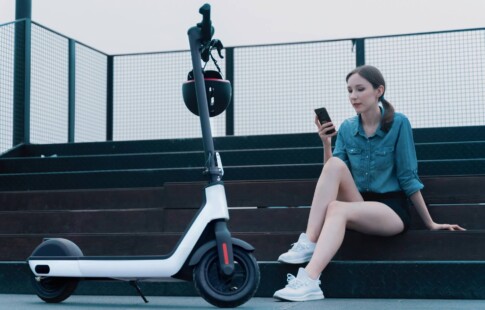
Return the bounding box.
[31,275,79,303]
[194,246,260,308]
[30,238,82,303]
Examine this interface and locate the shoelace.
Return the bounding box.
[290,241,311,252]
[286,274,304,289]
[286,273,321,289]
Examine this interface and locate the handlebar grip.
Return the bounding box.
[198,3,212,42]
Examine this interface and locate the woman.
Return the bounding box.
[273,65,465,302]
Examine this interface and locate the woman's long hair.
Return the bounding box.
[346,65,395,132]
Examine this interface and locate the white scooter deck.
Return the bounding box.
[28,184,229,280]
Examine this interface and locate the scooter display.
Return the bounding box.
[27,4,260,308]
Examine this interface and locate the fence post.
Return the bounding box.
[106,55,114,141]
[13,0,32,145]
[354,38,365,66]
[225,47,234,136]
[68,39,76,143]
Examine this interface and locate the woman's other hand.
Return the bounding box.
[428,222,466,231]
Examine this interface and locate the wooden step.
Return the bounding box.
[0,160,484,191]
[2,133,321,157]
[0,202,479,244]
[162,176,485,208]
[2,230,484,261]
[2,260,485,298]
[4,126,484,158]
[2,141,484,173]
[0,175,482,211]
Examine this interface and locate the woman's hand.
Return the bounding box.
[314,115,337,145]
[428,222,466,231]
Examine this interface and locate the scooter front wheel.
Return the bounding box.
[194,246,260,308]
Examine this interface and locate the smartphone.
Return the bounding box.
[314,107,336,134]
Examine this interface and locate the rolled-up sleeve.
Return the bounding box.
[395,117,424,196]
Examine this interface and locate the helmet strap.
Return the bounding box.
[201,39,225,78]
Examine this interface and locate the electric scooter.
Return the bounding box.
[27,4,260,308]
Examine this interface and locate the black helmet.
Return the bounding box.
[182,70,232,117]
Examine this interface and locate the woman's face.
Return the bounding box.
[346,73,383,114]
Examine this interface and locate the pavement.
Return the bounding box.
[1,294,485,310]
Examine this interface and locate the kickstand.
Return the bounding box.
[129,280,149,303]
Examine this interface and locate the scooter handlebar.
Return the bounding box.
[198,3,213,43]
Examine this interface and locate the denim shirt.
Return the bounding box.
[332,110,424,197]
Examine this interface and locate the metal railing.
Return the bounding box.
[1,18,484,153]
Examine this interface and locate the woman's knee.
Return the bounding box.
[326,200,348,219]
[323,157,348,174]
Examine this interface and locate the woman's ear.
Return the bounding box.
[377,85,385,98]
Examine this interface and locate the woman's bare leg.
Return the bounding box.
[305,157,363,242]
[305,200,405,279]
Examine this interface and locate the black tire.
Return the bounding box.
[31,275,79,303]
[30,238,82,303]
[193,246,260,308]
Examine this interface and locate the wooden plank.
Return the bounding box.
[3,138,205,157]
[162,204,484,233]
[420,175,485,204]
[0,152,205,173]
[0,209,165,234]
[0,187,165,211]
[163,175,485,209]
[163,179,316,209]
[163,208,310,233]
[412,125,485,143]
[415,141,485,160]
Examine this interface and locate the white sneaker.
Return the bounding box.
[278,233,316,264]
[273,267,324,301]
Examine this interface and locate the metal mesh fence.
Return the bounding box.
[366,30,485,128]
[30,23,69,144]
[75,43,107,142]
[1,23,485,149]
[113,51,226,141]
[110,29,485,139]
[0,22,15,154]
[233,40,356,136]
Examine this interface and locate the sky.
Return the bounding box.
[0,0,484,54]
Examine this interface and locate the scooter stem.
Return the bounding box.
[187,26,221,184]
[187,4,235,277]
